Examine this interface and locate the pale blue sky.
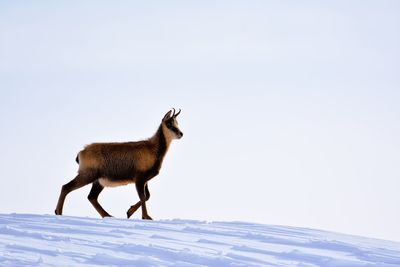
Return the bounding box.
[1,1,399,241]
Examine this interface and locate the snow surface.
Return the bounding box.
[0,214,399,267]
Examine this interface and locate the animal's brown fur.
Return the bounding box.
[55,109,183,219]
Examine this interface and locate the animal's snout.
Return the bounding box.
[178,131,183,138]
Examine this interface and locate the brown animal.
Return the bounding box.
[55,109,183,219]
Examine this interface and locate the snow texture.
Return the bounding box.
[0,214,399,266]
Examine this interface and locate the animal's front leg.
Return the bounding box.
[127,184,150,218]
[135,182,153,220]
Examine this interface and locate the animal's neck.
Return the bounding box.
[149,124,172,160]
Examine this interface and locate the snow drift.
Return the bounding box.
[0,214,399,266]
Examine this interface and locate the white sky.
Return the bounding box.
[1,1,399,242]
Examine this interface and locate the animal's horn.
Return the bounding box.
[174,109,181,117]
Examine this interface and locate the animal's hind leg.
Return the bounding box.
[88,181,111,218]
[127,184,150,219]
[55,174,92,215]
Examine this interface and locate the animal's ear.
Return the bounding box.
[162,110,173,121]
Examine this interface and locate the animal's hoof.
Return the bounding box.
[54,210,61,215]
[142,215,153,220]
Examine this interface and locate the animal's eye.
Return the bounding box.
[167,122,173,127]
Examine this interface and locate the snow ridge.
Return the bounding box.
[0,214,399,266]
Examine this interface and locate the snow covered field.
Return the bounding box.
[0,214,399,267]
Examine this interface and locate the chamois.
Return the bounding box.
[55,109,183,220]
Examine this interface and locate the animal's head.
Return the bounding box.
[162,108,183,139]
